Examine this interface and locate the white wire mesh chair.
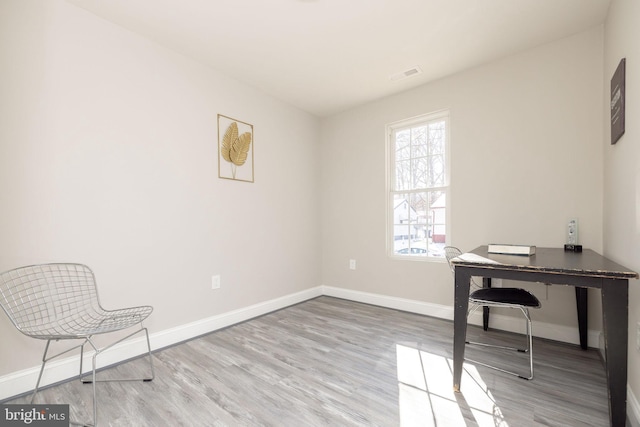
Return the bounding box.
[0,263,155,426]
[444,246,541,380]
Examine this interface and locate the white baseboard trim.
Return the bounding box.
[0,286,323,401]
[321,285,453,319]
[150,286,323,350]
[629,385,640,427]
[321,285,597,347]
[2,284,639,424]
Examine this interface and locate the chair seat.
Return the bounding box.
[470,288,541,308]
[21,306,154,339]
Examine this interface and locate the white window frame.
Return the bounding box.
[386,110,451,260]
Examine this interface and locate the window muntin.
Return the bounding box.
[388,112,449,258]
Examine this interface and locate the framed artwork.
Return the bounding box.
[218,114,254,182]
[610,58,625,144]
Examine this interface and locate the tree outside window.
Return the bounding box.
[388,111,449,258]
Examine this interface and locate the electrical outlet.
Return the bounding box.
[212,275,221,290]
[349,259,356,270]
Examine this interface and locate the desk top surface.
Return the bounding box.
[451,246,638,279]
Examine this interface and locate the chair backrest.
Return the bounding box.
[0,263,101,338]
[444,246,463,273]
[444,246,482,291]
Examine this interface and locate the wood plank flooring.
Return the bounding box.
[3,296,616,426]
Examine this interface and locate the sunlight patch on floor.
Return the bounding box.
[396,344,508,427]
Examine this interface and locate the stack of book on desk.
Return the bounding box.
[487,244,536,256]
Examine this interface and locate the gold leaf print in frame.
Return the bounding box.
[218,115,254,182]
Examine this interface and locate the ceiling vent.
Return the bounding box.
[389,66,423,81]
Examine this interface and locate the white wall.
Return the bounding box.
[0,0,320,378]
[603,0,640,420]
[321,27,605,334]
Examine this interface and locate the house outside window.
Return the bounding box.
[387,110,449,258]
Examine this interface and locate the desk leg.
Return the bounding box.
[483,277,491,331]
[575,287,588,350]
[453,268,471,392]
[601,279,628,427]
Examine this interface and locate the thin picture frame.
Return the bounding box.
[217,114,254,182]
[610,58,625,145]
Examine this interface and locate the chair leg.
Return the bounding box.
[32,340,87,402]
[28,341,93,426]
[80,326,155,384]
[142,327,155,382]
[78,340,88,381]
[25,326,155,426]
[92,349,98,427]
[465,305,534,380]
[30,340,52,404]
[525,308,534,378]
[78,325,155,426]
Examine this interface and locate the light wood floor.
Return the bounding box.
[4,296,617,426]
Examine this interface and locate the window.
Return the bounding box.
[387,111,449,259]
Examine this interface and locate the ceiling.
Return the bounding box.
[68,0,611,117]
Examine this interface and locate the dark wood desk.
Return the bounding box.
[451,246,638,427]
